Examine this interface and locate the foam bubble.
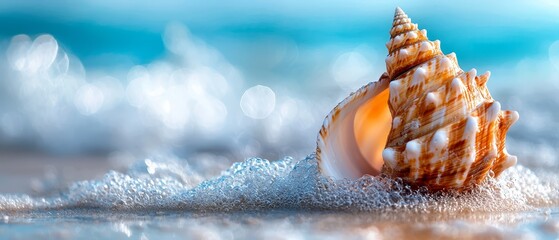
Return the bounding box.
[0,155,557,213]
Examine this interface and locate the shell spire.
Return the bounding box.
[316,7,519,192]
[383,7,519,190]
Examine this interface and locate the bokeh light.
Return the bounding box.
[74,84,104,115]
[240,85,276,120]
[0,0,558,162]
[331,50,379,91]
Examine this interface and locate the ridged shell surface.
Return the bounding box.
[316,7,519,191]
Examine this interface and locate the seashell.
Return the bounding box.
[316,7,519,191]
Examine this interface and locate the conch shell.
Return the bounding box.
[316,7,519,191]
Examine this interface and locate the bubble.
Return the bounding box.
[0,154,558,216]
[240,85,276,119]
[549,40,559,71]
[74,84,105,115]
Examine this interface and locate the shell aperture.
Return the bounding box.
[316,7,519,191]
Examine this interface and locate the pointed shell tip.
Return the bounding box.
[395,7,406,16]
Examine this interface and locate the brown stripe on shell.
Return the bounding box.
[378,7,519,191]
[390,23,418,37]
[492,110,519,176]
[386,40,442,79]
[387,29,428,54]
[388,54,462,116]
[315,7,518,192]
[387,70,470,147]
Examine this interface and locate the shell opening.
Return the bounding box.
[353,88,392,175]
[317,76,393,180]
[317,6,519,190]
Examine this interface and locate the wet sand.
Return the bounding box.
[0,151,112,194]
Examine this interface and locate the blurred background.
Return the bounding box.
[1,0,559,193]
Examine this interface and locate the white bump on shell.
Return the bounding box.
[399,49,408,57]
[421,29,427,37]
[486,101,501,123]
[434,40,441,48]
[483,71,491,80]
[425,92,438,107]
[419,41,431,52]
[408,31,417,39]
[430,129,448,152]
[457,144,483,185]
[447,52,456,60]
[389,80,401,105]
[440,56,452,70]
[394,35,403,45]
[385,55,394,66]
[504,155,518,169]
[412,67,426,85]
[392,116,402,129]
[450,78,464,96]
[463,116,479,139]
[429,127,447,166]
[382,148,397,168]
[510,111,520,124]
[469,68,477,76]
[405,140,421,162]
[467,69,477,85]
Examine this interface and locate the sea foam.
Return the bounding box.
[0,154,557,214]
